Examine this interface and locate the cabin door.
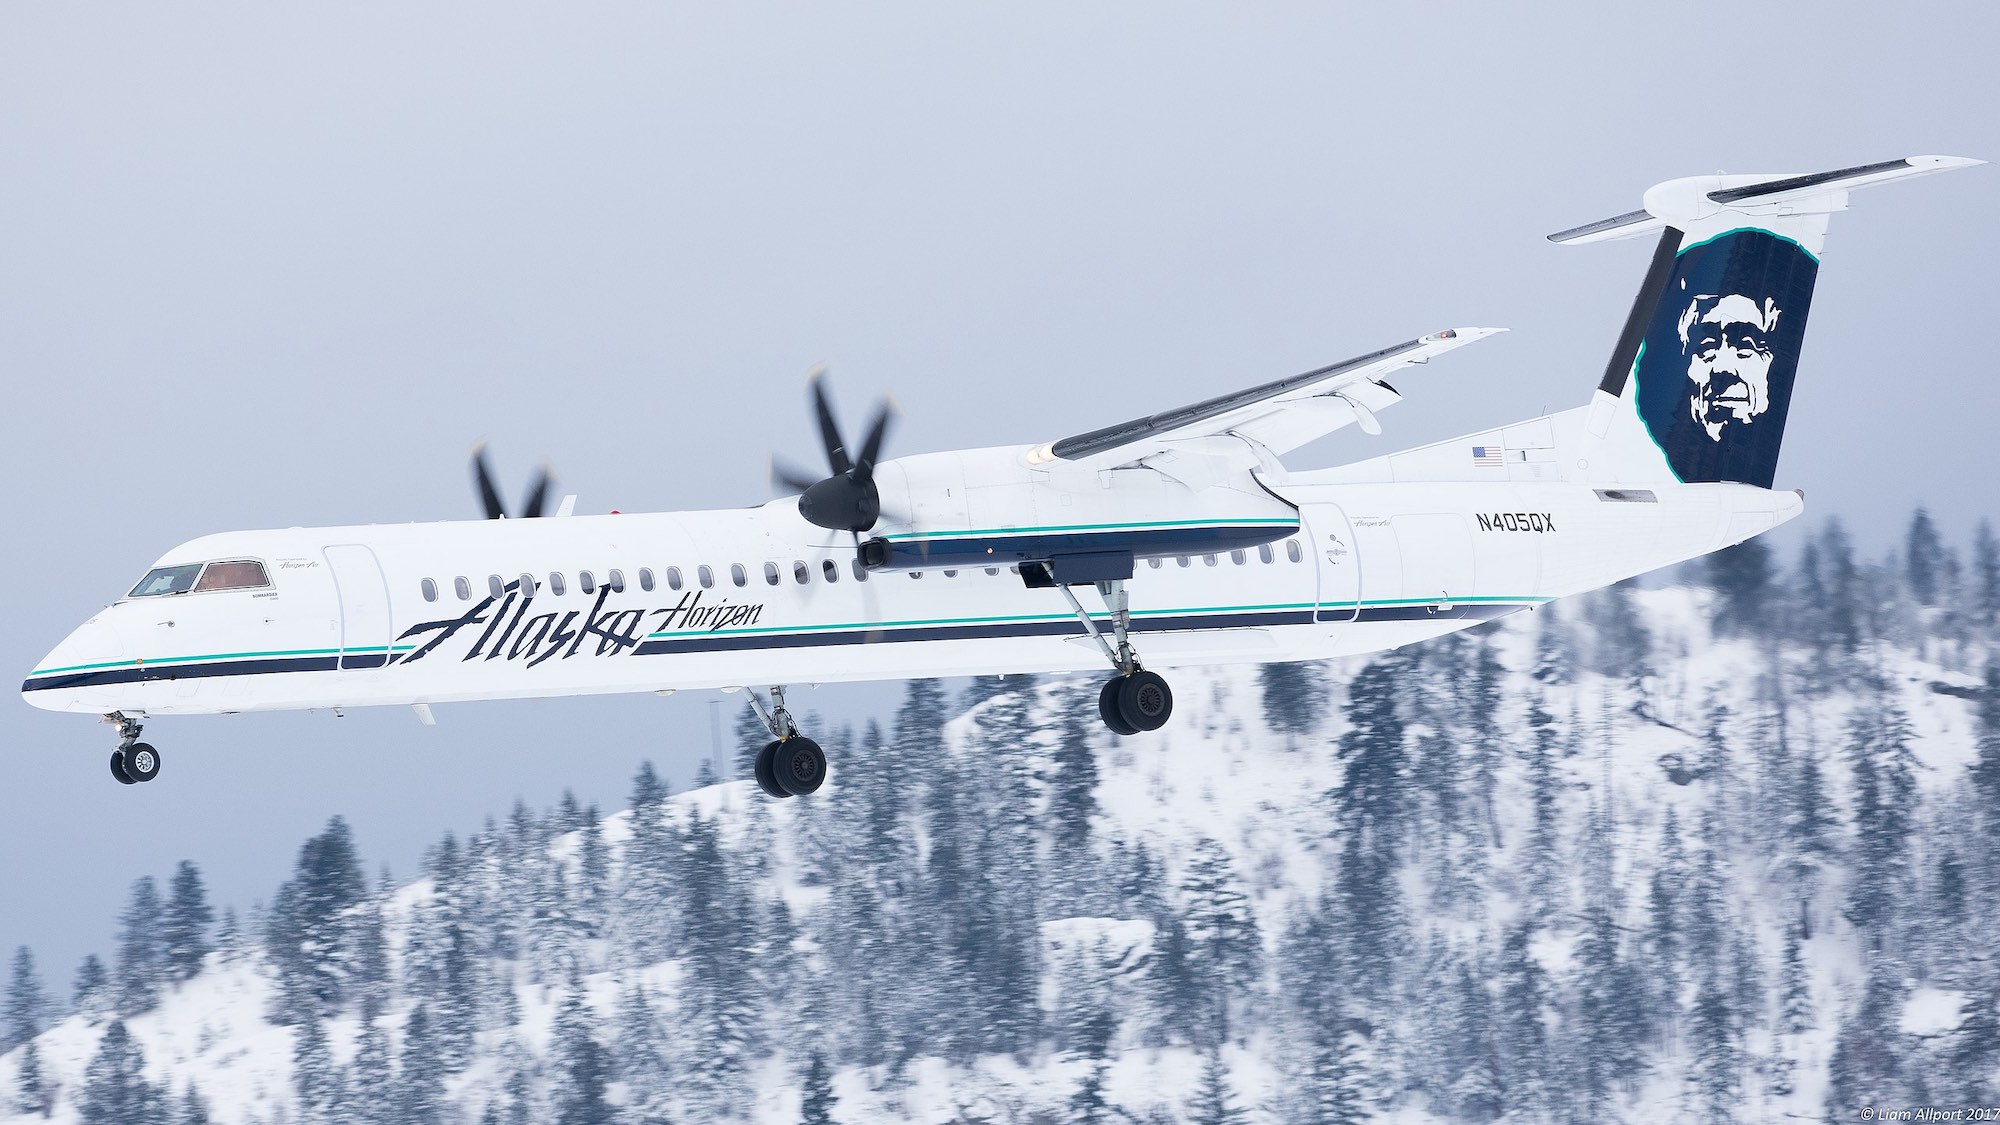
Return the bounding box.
[324,544,394,669]
[1300,504,1359,622]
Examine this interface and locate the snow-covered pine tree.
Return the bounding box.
[1827,960,1914,1112]
[1522,691,1561,917]
[551,984,611,1125]
[4,945,47,1052]
[1705,537,1773,637]
[78,1020,164,1125]
[73,952,111,1022]
[1328,654,1411,1002]
[174,1082,210,1125]
[613,983,671,1116]
[1186,1047,1247,1125]
[1258,660,1321,748]
[1178,836,1261,1043]
[399,1004,446,1125]
[1971,520,2000,627]
[265,816,368,1023]
[161,861,214,984]
[1496,921,1552,1117]
[13,1038,52,1118]
[1905,508,1945,606]
[799,1049,838,1125]
[1046,700,1103,915]
[349,997,394,1125]
[291,1013,342,1124]
[113,876,166,1018]
[734,700,768,780]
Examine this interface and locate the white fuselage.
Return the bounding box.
[22,450,1801,718]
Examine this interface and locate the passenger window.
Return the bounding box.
[488,575,505,599]
[1258,544,1275,564]
[1176,556,1191,568]
[943,569,958,578]
[421,577,438,603]
[666,567,684,591]
[550,573,568,596]
[129,563,203,598]
[454,576,472,601]
[1230,550,1247,565]
[639,568,655,592]
[822,559,840,583]
[908,571,923,579]
[1147,557,1163,570]
[193,560,271,593]
[1202,554,1218,567]
[580,571,597,595]
[520,573,537,597]
[608,569,626,593]
[852,559,870,582]
[730,564,747,588]
[983,567,999,577]
[698,565,714,589]
[794,561,811,585]
[764,562,781,586]
[1286,540,1304,563]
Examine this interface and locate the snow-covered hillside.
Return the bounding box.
[5,527,1999,1123]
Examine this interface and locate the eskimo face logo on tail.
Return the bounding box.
[1633,228,1818,488]
[1679,292,1778,441]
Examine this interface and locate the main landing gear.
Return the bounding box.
[1058,578,1174,737]
[104,712,162,785]
[744,686,828,799]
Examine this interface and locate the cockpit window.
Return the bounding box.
[194,560,272,593]
[128,559,271,598]
[129,564,203,598]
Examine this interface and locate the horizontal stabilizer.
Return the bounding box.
[1548,155,1984,244]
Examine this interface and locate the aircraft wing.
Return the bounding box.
[1036,327,1502,488]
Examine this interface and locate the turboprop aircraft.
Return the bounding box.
[23,155,1981,797]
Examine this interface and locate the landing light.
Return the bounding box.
[1025,442,1058,466]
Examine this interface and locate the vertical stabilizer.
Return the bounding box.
[1555,156,1980,487]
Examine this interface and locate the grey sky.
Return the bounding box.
[3,4,1993,984]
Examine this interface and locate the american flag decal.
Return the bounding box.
[1472,445,1504,466]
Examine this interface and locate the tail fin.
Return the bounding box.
[1557,155,1981,488]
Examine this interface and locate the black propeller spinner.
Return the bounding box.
[773,368,895,535]
[471,441,555,520]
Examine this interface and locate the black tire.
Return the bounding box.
[1115,670,1173,732]
[1099,677,1140,736]
[754,739,791,799]
[123,743,162,783]
[110,750,137,785]
[771,736,827,796]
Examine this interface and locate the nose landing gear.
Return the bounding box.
[103,713,162,785]
[744,686,828,799]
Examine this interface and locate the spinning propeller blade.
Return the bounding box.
[469,442,557,519]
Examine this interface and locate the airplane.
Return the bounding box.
[23,155,1981,797]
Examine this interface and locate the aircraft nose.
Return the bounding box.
[22,612,123,712]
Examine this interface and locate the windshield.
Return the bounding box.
[129,563,203,598]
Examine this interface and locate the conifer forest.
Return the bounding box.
[5,511,1999,1123]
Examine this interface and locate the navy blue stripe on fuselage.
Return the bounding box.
[22,654,343,693]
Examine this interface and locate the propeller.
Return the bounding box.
[776,367,896,536]
[471,441,555,520]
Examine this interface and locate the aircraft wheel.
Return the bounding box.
[123,743,162,783]
[1115,670,1173,733]
[1099,678,1139,737]
[110,750,137,785]
[771,737,827,797]
[754,740,792,799]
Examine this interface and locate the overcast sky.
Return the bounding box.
[3,3,1993,985]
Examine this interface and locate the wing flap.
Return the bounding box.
[1043,328,1501,476]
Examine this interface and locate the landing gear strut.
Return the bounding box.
[744,686,827,799]
[103,712,162,785]
[1058,579,1174,736]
